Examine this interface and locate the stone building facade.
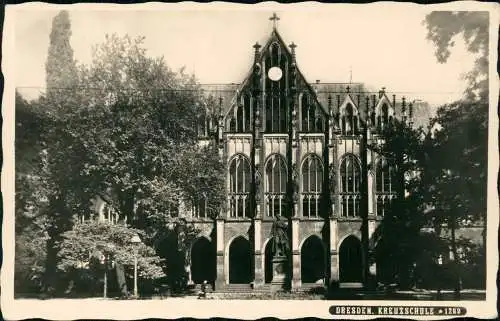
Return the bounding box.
[176,20,417,292]
[88,16,417,292]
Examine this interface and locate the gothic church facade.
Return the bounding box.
[180,18,414,292]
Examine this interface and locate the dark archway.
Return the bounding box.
[264,238,274,283]
[229,236,252,284]
[300,235,325,283]
[191,237,216,284]
[339,235,363,283]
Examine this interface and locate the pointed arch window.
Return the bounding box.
[302,155,323,217]
[265,154,287,217]
[229,154,251,218]
[375,158,396,217]
[339,155,361,217]
[235,94,252,133]
[377,103,389,132]
[264,42,287,133]
[341,104,358,135]
[301,94,324,132]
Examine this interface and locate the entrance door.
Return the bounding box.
[264,238,274,283]
[339,235,363,283]
[191,237,216,284]
[300,235,325,283]
[228,236,252,284]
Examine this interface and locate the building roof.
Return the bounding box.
[198,22,430,127]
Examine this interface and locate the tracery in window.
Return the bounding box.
[375,158,396,216]
[301,154,323,217]
[229,154,251,218]
[301,93,325,132]
[339,155,361,217]
[235,94,252,133]
[377,103,389,132]
[341,104,358,135]
[265,154,287,217]
[264,42,287,133]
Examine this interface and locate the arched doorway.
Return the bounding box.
[300,235,325,283]
[264,238,274,283]
[339,235,363,283]
[229,236,252,284]
[191,237,216,284]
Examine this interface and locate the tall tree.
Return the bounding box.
[370,119,428,289]
[15,92,50,294]
[422,11,489,295]
[45,10,78,103]
[51,34,224,293]
[41,10,87,293]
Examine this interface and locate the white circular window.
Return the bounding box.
[267,66,283,81]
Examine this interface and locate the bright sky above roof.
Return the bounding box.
[13,3,478,107]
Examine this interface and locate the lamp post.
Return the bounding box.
[130,233,142,298]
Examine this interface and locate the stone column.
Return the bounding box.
[215,218,225,290]
[253,218,264,287]
[329,218,339,286]
[368,172,374,215]
[291,217,301,290]
[368,219,377,286]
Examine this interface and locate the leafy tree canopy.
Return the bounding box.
[58,221,165,280]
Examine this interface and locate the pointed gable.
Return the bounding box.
[223,27,327,124]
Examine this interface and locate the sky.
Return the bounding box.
[12,3,479,107]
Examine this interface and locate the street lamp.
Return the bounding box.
[130,233,142,298]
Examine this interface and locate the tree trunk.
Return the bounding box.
[43,236,58,294]
[115,262,128,297]
[450,216,461,299]
[43,195,72,294]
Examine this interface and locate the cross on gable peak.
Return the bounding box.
[269,12,280,29]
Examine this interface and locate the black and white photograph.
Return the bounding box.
[2,1,498,319]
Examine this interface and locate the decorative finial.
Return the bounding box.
[218,96,223,116]
[289,42,297,61]
[346,86,350,93]
[270,12,280,29]
[253,42,261,62]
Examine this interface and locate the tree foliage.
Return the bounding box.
[370,119,429,289]
[45,10,78,104]
[370,12,490,291]
[424,10,488,232]
[58,221,165,280]
[16,11,225,296]
[424,11,489,100]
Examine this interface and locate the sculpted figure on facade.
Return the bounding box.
[270,213,289,258]
[255,169,262,201]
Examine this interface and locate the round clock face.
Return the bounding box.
[268,66,283,81]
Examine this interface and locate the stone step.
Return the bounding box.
[339,282,364,289]
[218,284,254,293]
[296,283,326,293]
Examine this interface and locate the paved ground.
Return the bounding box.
[14,289,486,301]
